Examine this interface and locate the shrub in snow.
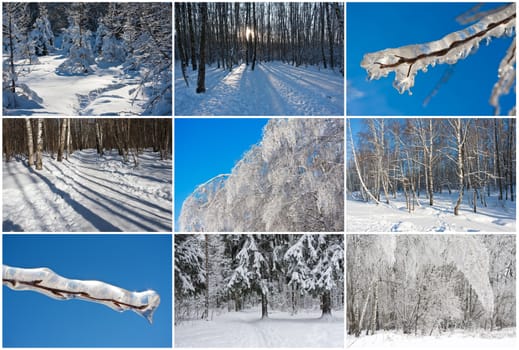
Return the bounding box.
[29,7,54,56]
[94,23,126,64]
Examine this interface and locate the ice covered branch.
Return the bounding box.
[3,265,160,324]
[361,3,516,95]
[490,39,516,115]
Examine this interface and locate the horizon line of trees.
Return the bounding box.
[3,118,172,169]
[175,2,344,93]
[347,118,515,215]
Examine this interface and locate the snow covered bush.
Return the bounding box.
[29,5,54,56]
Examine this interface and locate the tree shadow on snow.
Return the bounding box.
[28,166,123,232]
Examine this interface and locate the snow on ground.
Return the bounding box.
[347,191,516,232]
[175,308,344,348]
[347,328,516,349]
[3,149,172,232]
[4,55,146,116]
[175,62,344,116]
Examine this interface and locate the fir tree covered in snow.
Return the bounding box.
[29,4,54,56]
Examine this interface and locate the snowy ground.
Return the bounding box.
[175,62,344,116]
[3,149,172,232]
[347,328,517,349]
[4,55,147,116]
[347,191,516,232]
[175,308,344,348]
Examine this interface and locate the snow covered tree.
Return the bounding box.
[347,235,506,336]
[29,4,54,56]
[56,4,95,75]
[179,119,344,232]
[285,234,344,317]
[227,235,272,319]
[361,3,516,114]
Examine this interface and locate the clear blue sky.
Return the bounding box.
[174,118,268,227]
[347,2,515,116]
[3,234,172,347]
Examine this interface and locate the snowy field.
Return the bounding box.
[175,308,344,348]
[347,328,517,349]
[175,62,344,116]
[4,55,147,116]
[3,149,172,232]
[347,192,516,232]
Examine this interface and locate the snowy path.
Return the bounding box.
[347,192,516,232]
[175,308,344,348]
[3,149,172,232]
[4,55,145,116]
[175,62,344,116]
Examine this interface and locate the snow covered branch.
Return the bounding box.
[490,39,516,115]
[3,265,160,324]
[361,3,516,95]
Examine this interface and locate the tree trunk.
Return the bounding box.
[25,119,34,167]
[454,119,464,215]
[95,119,103,155]
[321,289,332,317]
[57,118,67,162]
[204,234,210,320]
[196,3,207,93]
[325,3,334,69]
[35,119,43,170]
[494,119,503,200]
[187,3,197,71]
[261,292,268,319]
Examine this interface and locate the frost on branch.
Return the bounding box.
[3,265,160,324]
[489,39,516,115]
[361,3,516,95]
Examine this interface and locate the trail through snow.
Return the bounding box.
[347,192,516,232]
[4,55,145,116]
[175,62,344,116]
[3,149,172,232]
[175,308,344,348]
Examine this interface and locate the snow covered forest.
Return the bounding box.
[179,118,344,232]
[3,2,171,115]
[175,2,344,116]
[3,118,172,232]
[347,235,516,347]
[175,234,344,347]
[347,118,516,232]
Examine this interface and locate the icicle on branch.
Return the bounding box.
[489,38,516,115]
[3,265,160,324]
[361,3,516,95]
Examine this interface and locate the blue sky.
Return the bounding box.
[347,2,515,116]
[3,234,172,347]
[175,118,268,227]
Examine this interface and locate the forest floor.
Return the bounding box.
[175,308,344,347]
[347,191,516,232]
[347,327,516,349]
[3,54,146,116]
[3,149,172,232]
[175,61,344,116]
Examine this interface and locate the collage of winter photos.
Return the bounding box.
[0,1,516,349]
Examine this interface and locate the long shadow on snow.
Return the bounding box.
[61,162,171,216]
[4,158,68,231]
[28,166,123,232]
[70,151,171,184]
[48,162,171,231]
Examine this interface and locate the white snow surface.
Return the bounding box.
[4,54,147,115]
[347,328,516,349]
[175,308,344,348]
[3,149,172,232]
[347,192,516,232]
[3,265,160,323]
[175,62,344,116]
